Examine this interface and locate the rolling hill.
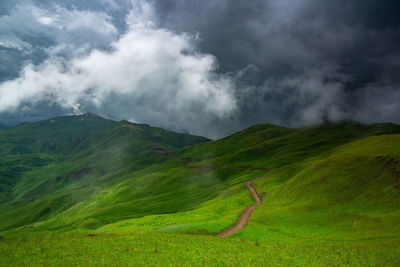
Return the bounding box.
[0,114,210,230]
[1,115,400,266]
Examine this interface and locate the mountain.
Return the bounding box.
[0,114,210,229]
[0,113,209,155]
[1,116,400,265]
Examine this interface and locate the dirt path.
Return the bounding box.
[217,181,262,237]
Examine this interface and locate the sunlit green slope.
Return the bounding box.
[1,116,400,266]
[1,116,400,243]
[95,121,400,242]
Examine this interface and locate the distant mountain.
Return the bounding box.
[1,116,400,246]
[0,113,209,156]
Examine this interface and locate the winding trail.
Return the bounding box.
[217,181,263,237]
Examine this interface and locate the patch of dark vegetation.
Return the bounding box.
[73,167,93,181]
[147,145,167,152]
[0,155,54,203]
[22,179,53,199]
[32,206,51,221]
[376,155,400,182]
[87,233,117,237]
[389,159,400,180]
[146,145,173,158]
[184,165,215,171]
[157,152,173,158]
[315,162,330,170]
[178,157,191,163]
[0,235,4,241]
[10,146,31,155]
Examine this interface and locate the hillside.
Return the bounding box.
[1,116,400,266]
[0,114,210,230]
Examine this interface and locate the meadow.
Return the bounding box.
[1,115,400,266]
[1,232,399,266]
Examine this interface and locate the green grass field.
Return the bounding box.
[1,232,399,266]
[1,115,400,266]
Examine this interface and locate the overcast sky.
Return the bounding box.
[0,0,399,138]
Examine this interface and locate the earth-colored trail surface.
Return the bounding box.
[217,181,263,237]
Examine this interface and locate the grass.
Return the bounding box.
[1,232,399,266]
[241,134,400,243]
[1,116,400,265]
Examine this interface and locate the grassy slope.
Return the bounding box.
[1,118,400,266]
[90,122,400,238]
[241,134,400,242]
[0,114,211,231]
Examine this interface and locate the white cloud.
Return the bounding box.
[273,67,346,125]
[0,3,118,52]
[0,2,237,137]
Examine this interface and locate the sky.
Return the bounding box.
[0,0,399,138]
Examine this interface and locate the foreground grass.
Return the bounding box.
[1,232,399,266]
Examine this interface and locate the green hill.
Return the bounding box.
[0,114,210,230]
[1,116,400,266]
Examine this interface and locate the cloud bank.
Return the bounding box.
[0,1,236,138]
[1,0,400,138]
[152,0,400,129]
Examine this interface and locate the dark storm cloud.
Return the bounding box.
[152,0,400,75]
[150,0,400,128]
[0,0,399,137]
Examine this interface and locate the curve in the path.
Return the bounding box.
[217,181,262,237]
